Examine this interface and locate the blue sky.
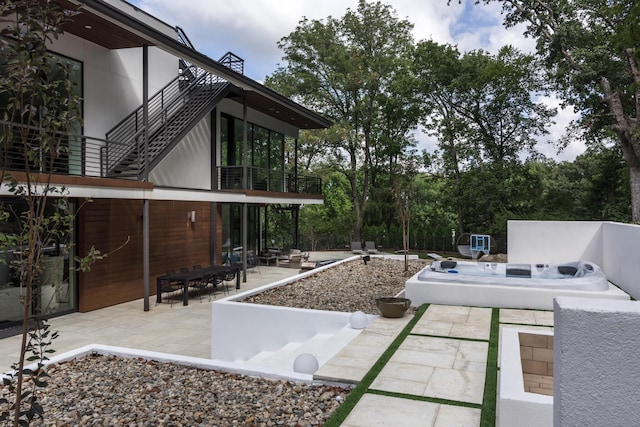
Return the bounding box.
[129,0,583,161]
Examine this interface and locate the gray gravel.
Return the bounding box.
[245,258,429,313]
[0,258,429,426]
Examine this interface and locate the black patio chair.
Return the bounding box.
[247,250,261,274]
[212,270,228,297]
[156,277,182,308]
[190,272,213,302]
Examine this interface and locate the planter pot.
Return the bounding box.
[375,297,411,318]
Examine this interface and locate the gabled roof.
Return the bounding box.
[63,0,332,130]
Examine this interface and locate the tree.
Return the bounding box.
[299,172,353,250]
[0,1,93,424]
[266,0,421,240]
[478,0,640,222]
[391,153,421,270]
[414,41,556,233]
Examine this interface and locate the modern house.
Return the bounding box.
[0,0,330,323]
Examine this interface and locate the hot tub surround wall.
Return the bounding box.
[508,221,640,300]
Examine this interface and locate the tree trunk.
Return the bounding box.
[601,77,640,223]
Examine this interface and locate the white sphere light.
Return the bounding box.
[293,353,319,374]
[350,311,368,329]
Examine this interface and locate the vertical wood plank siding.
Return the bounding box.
[77,199,212,312]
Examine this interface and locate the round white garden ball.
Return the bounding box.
[293,353,319,374]
[350,310,368,329]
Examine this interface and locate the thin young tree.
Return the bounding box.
[0,1,80,424]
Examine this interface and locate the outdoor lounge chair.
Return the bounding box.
[365,241,378,254]
[277,249,308,268]
[351,241,364,254]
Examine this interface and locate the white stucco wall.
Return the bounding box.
[602,222,640,299]
[149,119,212,189]
[554,297,640,426]
[507,221,603,265]
[49,32,178,139]
[499,327,553,427]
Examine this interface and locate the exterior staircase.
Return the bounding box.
[104,27,243,179]
[104,70,233,178]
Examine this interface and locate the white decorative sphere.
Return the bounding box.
[350,310,368,329]
[293,353,319,374]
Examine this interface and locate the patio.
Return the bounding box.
[0,251,554,426]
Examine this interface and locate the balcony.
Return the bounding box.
[217,166,322,195]
[0,124,322,196]
[0,123,111,178]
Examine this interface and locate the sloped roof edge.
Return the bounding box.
[76,0,332,130]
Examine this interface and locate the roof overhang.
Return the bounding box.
[58,0,332,130]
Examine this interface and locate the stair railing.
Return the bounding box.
[105,65,224,174]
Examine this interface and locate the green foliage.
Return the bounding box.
[299,172,353,250]
[266,0,421,239]
[0,1,87,425]
[481,0,640,222]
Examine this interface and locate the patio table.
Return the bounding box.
[156,265,240,306]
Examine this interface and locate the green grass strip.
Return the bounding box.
[366,388,482,409]
[323,304,430,427]
[409,332,489,343]
[480,308,500,427]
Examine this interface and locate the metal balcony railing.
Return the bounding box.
[0,121,114,178]
[217,166,322,195]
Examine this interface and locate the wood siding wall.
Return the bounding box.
[78,199,212,312]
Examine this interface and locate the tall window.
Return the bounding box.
[0,50,83,174]
[219,114,285,191]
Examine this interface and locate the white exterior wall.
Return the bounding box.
[508,220,640,299]
[554,297,640,426]
[602,222,640,299]
[499,327,553,427]
[507,221,603,265]
[149,119,212,189]
[48,33,177,140]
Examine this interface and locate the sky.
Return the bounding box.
[130,0,584,162]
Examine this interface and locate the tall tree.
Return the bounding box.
[266,0,420,240]
[479,0,640,222]
[414,41,555,232]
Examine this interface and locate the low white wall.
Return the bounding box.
[554,297,640,426]
[211,301,355,362]
[507,221,603,265]
[210,257,373,363]
[602,222,640,300]
[1,344,314,385]
[499,328,553,427]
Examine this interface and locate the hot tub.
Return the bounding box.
[406,260,630,310]
[419,260,609,291]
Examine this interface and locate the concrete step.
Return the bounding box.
[240,326,361,371]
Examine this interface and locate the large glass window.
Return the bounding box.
[0,50,83,175]
[0,199,77,324]
[219,114,285,192]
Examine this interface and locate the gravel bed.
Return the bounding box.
[1,355,350,426]
[244,258,430,313]
[1,258,429,425]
